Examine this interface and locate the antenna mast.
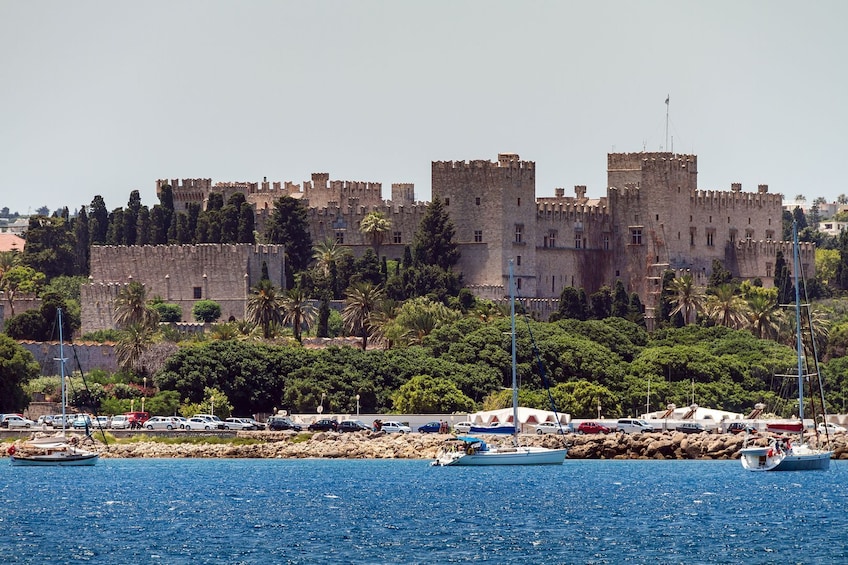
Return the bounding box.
[665,94,670,152]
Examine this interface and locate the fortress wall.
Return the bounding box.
[19,341,118,375]
[731,240,815,284]
[535,247,614,299]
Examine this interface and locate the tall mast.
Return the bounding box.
[665,95,670,152]
[792,221,804,421]
[57,308,67,435]
[509,260,519,446]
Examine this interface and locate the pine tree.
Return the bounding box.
[412,199,459,270]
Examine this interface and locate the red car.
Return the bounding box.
[577,421,612,434]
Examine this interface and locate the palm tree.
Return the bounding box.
[0,250,21,279]
[359,211,392,256]
[312,237,351,275]
[667,273,703,325]
[246,279,285,339]
[114,281,159,330]
[704,284,747,329]
[746,292,780,339]
[342,281,385,350]
[115,323,155,373]
[281,288,316,343]
[838,194,848,205]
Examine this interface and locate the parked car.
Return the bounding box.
[338,420,370,433]
[194,414,226,429]
[267,416,302,431]
[2,415,35,429]
[125,411,151,428]
[675,422,706,434]
[727,422,755,434]
[110,415,131,429]
[380,421,411,434]
[453,421,473,434]
[616,419,655,434]
[308,419,339,432]
[577,421,612,434]
[94,416,110,428]
[184,417,216,430]
[36,415,54,428]
[418,421,443,434]
[534,421,568,435]
[72,414,93,429]
[817,422,847,434]
[224,417,257,430]
[145,416,181,430]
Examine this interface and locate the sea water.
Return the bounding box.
[1,458,847,564]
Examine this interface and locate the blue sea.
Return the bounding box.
[1,458,847,564]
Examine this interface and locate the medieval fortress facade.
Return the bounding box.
[80,151,805,332]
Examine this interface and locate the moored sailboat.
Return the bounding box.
[8,309,100,466]
[432,261,567,466]
[740,223,831,472]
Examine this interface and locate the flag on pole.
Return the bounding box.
[665,95,669,105]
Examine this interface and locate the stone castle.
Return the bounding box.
[80,151,806,332]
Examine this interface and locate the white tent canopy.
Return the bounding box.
[469,407,570,429]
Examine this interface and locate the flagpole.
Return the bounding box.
[665,94,670,153]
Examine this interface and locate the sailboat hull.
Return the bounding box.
[740,444,831,472]
[10,452,100,466]
[434,446,567,466]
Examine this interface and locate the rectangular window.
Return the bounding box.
[475,197,481,205]
[690,231,695,246]
[193,287,202,299]
[766,263,773,278]
[745,230,754,242]
[549,230,557,248]
[516,278,522,290]
[630,228,643,245]
[517,198,521,206]
[514,224,523,244]
[575,234,582,249]
[766,230,774,242]
[335,231,344,244]
[393,231,402,244]
[444,198,450,206]
[706,232,714,247]
[517,255,522,266]
[474,230,482,243]
[603,234,609,250]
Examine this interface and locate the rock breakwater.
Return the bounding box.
[95,430,848,461]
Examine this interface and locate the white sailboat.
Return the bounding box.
[740,223,831,472]
[8,308,100,466]
[432,261,568,466]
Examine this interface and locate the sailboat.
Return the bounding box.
[739,222,831,472]
[432,261,568,466]
[8,308,100,466]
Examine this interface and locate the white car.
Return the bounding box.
[94,416,110,428]
[817,422,847,434]
[453,421,473,434]
[184,417,217,430]
[2,415,35,429]
[534,421,569,435]
[110,415,131,429]
[224,417,256,430]
[144,416,181,430]
[380,421,412,434]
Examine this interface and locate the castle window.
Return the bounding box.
[766,263,773,278]
[690,231,695,246]
[634,214,639,223]
[690,215,693,222]
[728,217,731,223]
[745,229,754,242]
[476,197,481,206]
[603,234,609,250]
[766,230,774,242]
[574,234,582,249]
[517,198,521,206]
[709,216,712,223]
[393,231,402,244]
[514,224,524,244]
[543,235,549,248]
[474,230,483,243]
[193,287,202,299]
[729,229,737,243]
[656,214,659,221]
[517,255,522,266]
[768,218,771,225]
[335,231,345,244]
[549,230,556,248]
[630,228,643,245]
[706,232,714,247]
[748,217,751,224]
[516,278,522,290]
[444,198,450,206]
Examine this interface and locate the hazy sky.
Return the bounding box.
[2,1,846,215]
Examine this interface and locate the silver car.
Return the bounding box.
[144,416,181,430]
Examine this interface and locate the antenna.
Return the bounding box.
[665,94,670,153]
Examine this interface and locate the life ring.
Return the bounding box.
[767,448,774,457]
[7,444,16,455]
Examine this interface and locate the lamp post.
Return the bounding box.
[597,401,601,420]
[317,393,325,415]
[355,394,360,417]
[211,396,215,418]
[142,377,147,412]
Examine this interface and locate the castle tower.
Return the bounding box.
[432,153,537,296]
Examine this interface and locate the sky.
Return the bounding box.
[2,1,847,215]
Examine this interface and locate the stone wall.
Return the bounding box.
[19,341,117,375]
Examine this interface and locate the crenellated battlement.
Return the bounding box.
[433,154,536,172]
[607,152,697,172]
[690,186,783,208]
[156,178,213,192]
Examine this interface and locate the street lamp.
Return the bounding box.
[142,377,147,412]
[355,394,360,417]
[211,396,215,417]
[317,393,325,414]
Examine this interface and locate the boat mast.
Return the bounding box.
[509,260,519,446]
[57,308,67,436]
[792,222,805,422]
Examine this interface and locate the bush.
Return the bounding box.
[152,302,182,323]
[192,300,221,323]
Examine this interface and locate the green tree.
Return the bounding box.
[192,300,222,323]
[708,259,733,289]
[611,280,629,318]
[22,215,77,278]
[0,334,40,412]
[705,284,746,329]
[342,281,385,351]
[312,237,351,276]
[281,288,316,343]
[73,205,90,274]
[412,199,459,270]
[392,374,475,413]
[1,265,46,317]
[550,287,587,321]
[88,195,109,245]
[115,323,156,374]
[667,273,703,325]
[246,279,285,339]
[114,281,159,330]
[359,210,392,256]
[264,196,313,287]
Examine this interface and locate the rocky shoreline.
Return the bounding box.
[89,430,848,461]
